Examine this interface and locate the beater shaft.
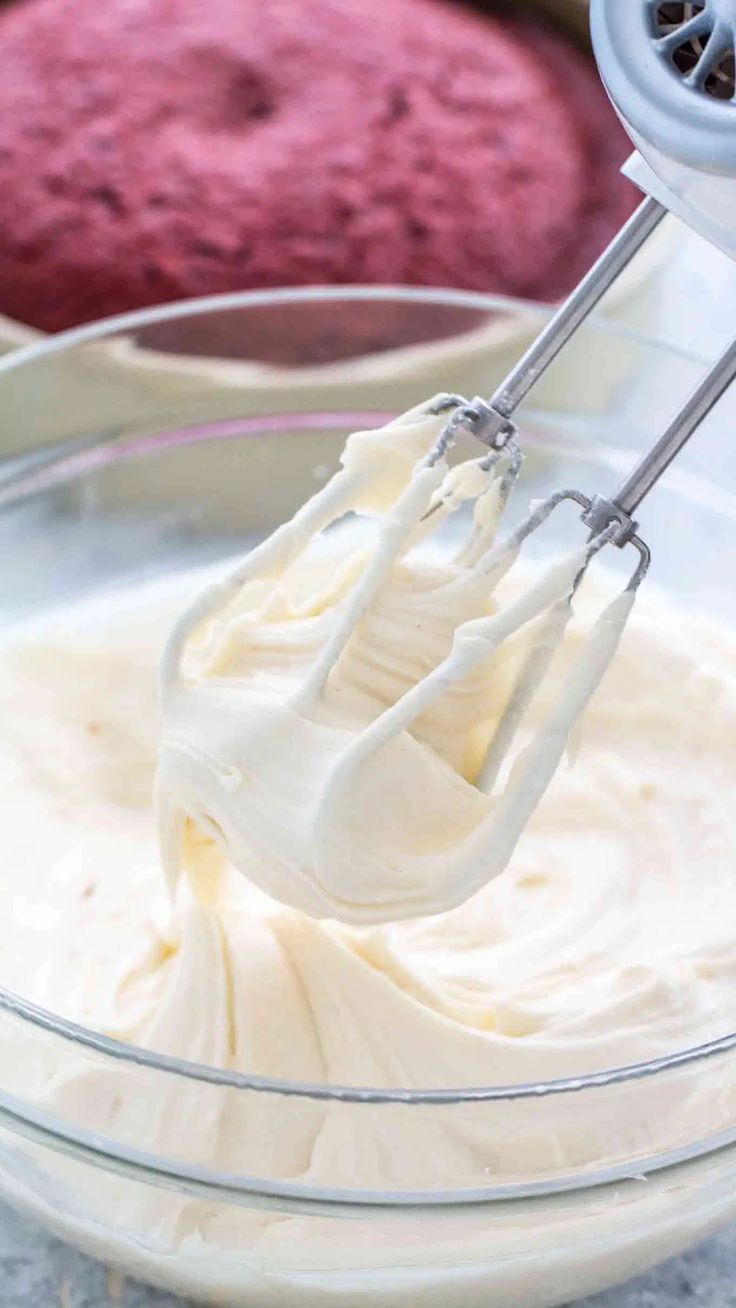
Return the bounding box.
[614,334,736,516]
[468,183,736,551]
[580,332,736,543]
[479,195,667,446]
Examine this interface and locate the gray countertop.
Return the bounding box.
[0,1200,734,1307]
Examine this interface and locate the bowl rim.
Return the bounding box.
[0,282,712,375]
[4,984,736,1107]
[1,283,733,1207]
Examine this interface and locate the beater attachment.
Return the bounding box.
[156,394,648,924]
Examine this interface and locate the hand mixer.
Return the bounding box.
[157,0,736,924]
[447,0,736,558]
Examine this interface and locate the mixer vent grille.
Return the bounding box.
[652,1,736,100]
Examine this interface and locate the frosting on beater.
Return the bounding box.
[157,399,634,923]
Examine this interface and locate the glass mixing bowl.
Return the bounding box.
[0,288,736,1308]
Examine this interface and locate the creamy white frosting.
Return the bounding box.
[2,550,736,1303]
[3,558,736,1086]
[157,401,633,923]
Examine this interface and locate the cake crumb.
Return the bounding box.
[107,1267,125,1300]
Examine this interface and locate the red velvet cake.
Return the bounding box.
[0,0,637,331]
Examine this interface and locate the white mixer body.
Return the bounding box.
[591,0,736,261]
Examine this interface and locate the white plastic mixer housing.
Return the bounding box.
[592,1,736,260]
